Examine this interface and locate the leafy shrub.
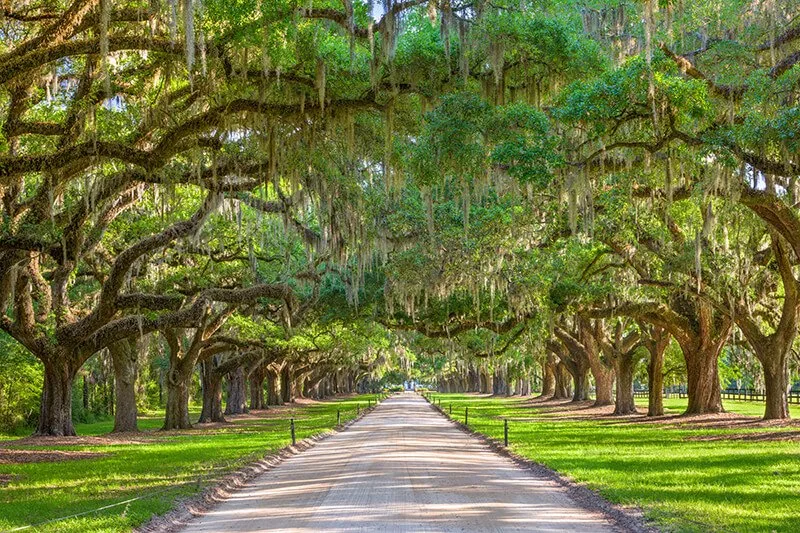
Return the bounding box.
[0,334,42,433]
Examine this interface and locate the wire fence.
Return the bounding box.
[422,387,800,452]
[421,393,510,448]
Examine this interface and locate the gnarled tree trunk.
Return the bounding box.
[37,355,80,436]
[762,353,790,420]
[557,353,589,402]
[571,364,589,401]
[267,368,282,405]
[591,363,614,406]
[540,356,556,397]
[552,362,572,400]
[225,366,248,415]
[162,315,236,430]
[292,369,309,400]
[109,339,139,432]
[734,236,797,420]
[280,365,294,403]
[198,359,225,423]
[643,325,669,417]
[578,318,615,407]
[249,364,267,410]
[737,194,800,419]
[163,359,193,430]
[647,354,664,416]
[552,326,600,403]
[683,342,725,415]
[608,298,731,415]
[673,298,732,415]
[613,353,637,415]
[599,323,642,416]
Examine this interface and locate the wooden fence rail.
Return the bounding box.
[633,389,800,404]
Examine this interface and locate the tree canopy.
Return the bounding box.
[1,0,800,436]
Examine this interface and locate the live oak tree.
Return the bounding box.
[552,1,800,418]
[378,0,800,421]
[3,0,800,435]
[0,0,428,435]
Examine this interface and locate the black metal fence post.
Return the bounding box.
[290,418,296,445]
[504,418,509,447]
[465,406,469,426]
[449,403,452,415]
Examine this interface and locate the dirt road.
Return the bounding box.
[181,394,617,532]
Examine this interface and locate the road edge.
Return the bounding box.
[135,401,383,533]
[422,396,658,533]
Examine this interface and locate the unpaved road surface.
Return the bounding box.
[181,394,617,532]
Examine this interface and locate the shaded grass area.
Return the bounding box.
[427,393,800,533]
[0,395,380,532]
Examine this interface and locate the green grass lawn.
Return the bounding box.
[0,395,381,532]
[426,393,800,533]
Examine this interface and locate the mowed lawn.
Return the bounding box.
[427,393,800,532]
[0,395,380,532]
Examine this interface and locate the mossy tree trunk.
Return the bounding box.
[641,324,670,417]
[109,339,139,432]
[225,366,248,415]
[37,354,81,437]
[198,358,225,423]
[249,364,268,410]
[540,355,556,397]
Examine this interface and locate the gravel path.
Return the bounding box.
[181,394,618,532]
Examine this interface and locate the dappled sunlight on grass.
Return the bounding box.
[430,393,800,532]
[0,395,378,532]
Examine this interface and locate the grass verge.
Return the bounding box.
[0,395,381,533]
[426,393,800,533]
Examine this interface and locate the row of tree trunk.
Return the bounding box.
[437,362,536,396]
[545,318,677,417]
[434,325,666,419]
[108,351,369,432]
